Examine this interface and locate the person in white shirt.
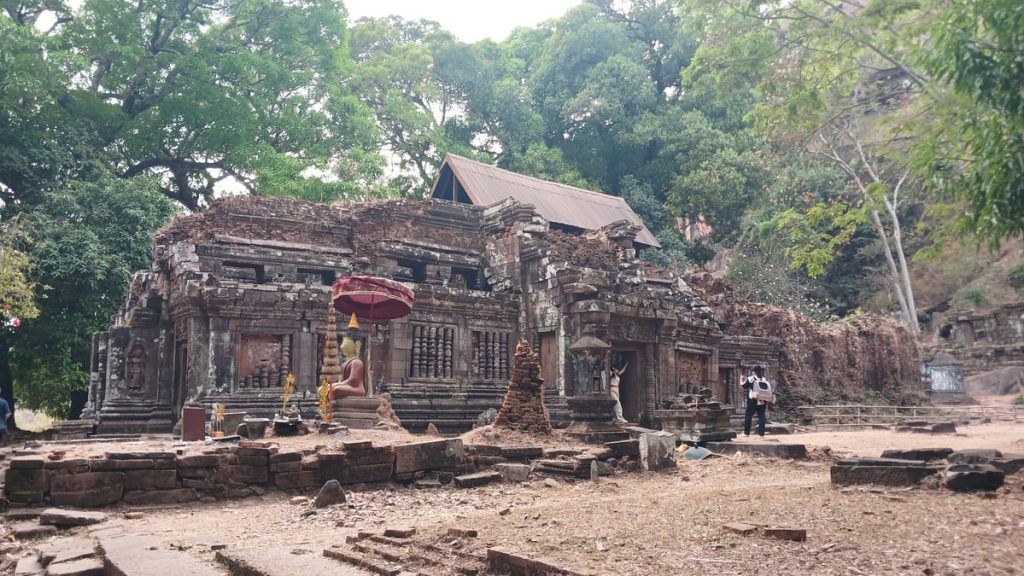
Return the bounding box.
[609,361,629,425]
[741,365,770,437]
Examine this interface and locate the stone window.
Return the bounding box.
[223,261,264,283]
[297,268,335,286]
[471,330,511,381]
[395,258,427,283]
[410,324,455,379]
[451,267,481,290]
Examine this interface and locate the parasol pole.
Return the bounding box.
[367,296,375,396]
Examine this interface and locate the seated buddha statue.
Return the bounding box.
[331,336,366,399]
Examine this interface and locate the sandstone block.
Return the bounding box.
[494,463,530,483]
[37,536,96,564]
[830,463,936,487]
[313,480,346,508]
[43,459,90,471]
[269,452,302,464]
[5,468,49,493]
[944,463,1005,491]
[218,465,268,484]
[879,448,953,462]
[273,471,319,490]
[639,431,677,471]
[319,462,393,485]
[9,457,45,469]
[50,472,125,507]
[89,459,155,471]
[393,439,463,475]
[105,451,175,461]
[270,461,302,473]
[948,449,1003,464]
[44,557,104,576]
[122,488,198,506]
[453,471,502,488]
[125,469,178,491]
[176,454,222,468]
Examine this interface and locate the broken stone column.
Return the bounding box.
[493,339,552,433]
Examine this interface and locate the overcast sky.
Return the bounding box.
[343,0,582,42]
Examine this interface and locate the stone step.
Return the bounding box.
[216,547,372,576]
[95,533,227,576]
[351,536,482,576]
[323,546,402,576]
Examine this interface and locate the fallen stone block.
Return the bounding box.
[37,537,95,565]
[495,463,530,483]
[39,509,106,527]
[764,528,807,542]
[879,448,953,462]
[43,557,103,576]
[383,526,416,538]
[15,555,43,576]
[704,442,809,460]
[944,463,1005,491]
[830,461,937,487]
[602,439,640,459]
[453,471,502,488]
[639,431,677,471]
[991,455,1024,475]
[929,421,957,434]
[393,439,463,475]
[313,480,346,508]
[465,444,504,457]
[447,528,478,538]
[948,449,1003,464]
[11,522,58,540]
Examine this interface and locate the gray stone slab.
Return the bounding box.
[44,557,104,576]
[97,534,223,576]
[494,463,530,483]
[835,457,933,467]
[15,555,43,576]
[948,449,1003,464]
[944,463,1005,491]
[830,464,937,487]
[216,547,370,576]
[453,471,502,488]
[991,455,1024,475]
[704,442,809,460]
[879,448,953,462]
[37,537,96,566]
[639,431,677,471]
[11,522,58,540]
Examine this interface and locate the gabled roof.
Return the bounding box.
[430,154,661,248]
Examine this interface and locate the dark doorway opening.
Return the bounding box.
[611,350,641,423]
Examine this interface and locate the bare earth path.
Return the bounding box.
[13,423,1024,576]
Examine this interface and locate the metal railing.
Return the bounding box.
[796,403,1022,426]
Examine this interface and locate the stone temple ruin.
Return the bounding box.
[70,155,922,436]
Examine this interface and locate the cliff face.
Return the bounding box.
[687,273,925,409]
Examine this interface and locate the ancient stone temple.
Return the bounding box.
[77,156,922,435]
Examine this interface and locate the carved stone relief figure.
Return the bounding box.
[126,343,146,392]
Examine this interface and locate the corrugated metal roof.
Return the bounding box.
[433,154,661,248]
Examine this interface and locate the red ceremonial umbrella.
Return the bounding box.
[331,276,415,395]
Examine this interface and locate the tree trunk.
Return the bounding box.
[871,209,917,334]
[884,196,919,332]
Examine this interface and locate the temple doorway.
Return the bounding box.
[612,350,641,423]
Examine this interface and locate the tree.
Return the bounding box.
[1,0,381,209]
[679,0,928,332]
[3,176,175,419]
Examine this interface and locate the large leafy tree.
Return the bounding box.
[1,0,381,209]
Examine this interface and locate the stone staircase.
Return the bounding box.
[322,529,487,576]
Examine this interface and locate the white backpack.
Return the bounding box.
[753,378,774,403]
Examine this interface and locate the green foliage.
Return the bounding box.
[8,176,176,418]
[773,203,867,278]
[1014,394,1024,406]
[952,287,987,310]
[1,0,381,209]
[1008,262,1024,289]
[0,218,39,322]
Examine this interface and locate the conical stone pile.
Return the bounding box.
[493,339,552,433]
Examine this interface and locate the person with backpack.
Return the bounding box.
[742,365,772,437]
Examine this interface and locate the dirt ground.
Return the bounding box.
[23,422,1018,576]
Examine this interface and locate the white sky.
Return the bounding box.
[343,0,583,42]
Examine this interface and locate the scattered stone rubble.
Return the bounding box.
[830,447,1023,491]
